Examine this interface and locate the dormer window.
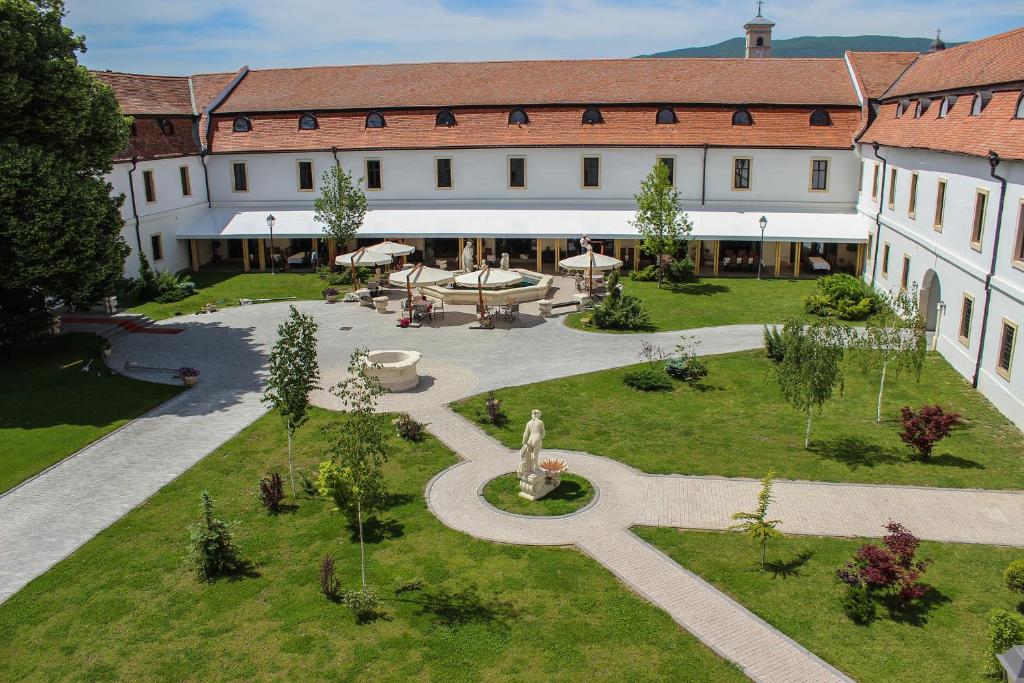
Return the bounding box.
[656,107,677,124]
[582,107,603,125]
[508,108,529,125]
[158,118,174,135]
[232,116,251,133]
[365,112,386,128]
[435,109,456,127]
[732,109,753,126]
[298,113,318,130]
[971,91,992,116]
[939,95,957,118]
[809,109,831,126]
[895,99,910,118]
[1015,92,1024,119]
[914,98,931,118]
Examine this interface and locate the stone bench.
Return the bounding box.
[538,298,586,317]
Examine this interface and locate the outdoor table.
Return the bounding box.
[287,251,306,265]
[809,256,832,272]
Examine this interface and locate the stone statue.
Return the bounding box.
[461,241,475,272]
[500,252,510,270]
[518,409,545,477]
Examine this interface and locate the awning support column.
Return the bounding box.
[712,241,720,276]
[855,243,865,276]
[694,239,702,274]
[476,237,483,268]
[794,242,802,277]
[554,240,561,272]
[614,239,622,262]
[774,242,782,278]
[242,239,250,272]
[257,239,266,272]
[633,240,640,270]
[189,239,199,272]
[536,239,543,273]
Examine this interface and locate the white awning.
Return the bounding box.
[175,207,868,243]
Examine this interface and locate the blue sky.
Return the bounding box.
[68,0,1023,75]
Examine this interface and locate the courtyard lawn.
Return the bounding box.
[0,334,183,494]
[482,473,595,516]
[565,277,818,332]
[125,271,328,320]
[0,408,742,682]
[637,527,1024,682]
[453,351,1024,490]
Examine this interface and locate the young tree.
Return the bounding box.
[770,319,848,447]
[1,0,130,343]
[852,286,927,422]
[261,306,320,498]
[898,404,962,460]
[313,165,367,259]
[730,470,783,570]
[631,161,693,287]
[186,490,242,581]
[317,348,390,592]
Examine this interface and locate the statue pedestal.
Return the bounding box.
[518,470,561,501]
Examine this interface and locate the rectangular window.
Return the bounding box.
[908,172,918,218]
[142,169,156,203]
[881,242,891,278]
[582,156,600,188]
[733,157,751,190]
[970,189,988,250]
[900,255,911,290]
[959,294,974,346]
[934,179,946,230]
[658,156,675,186]
[435,157,452,189]
[297,160,314,191]
[871,163,880,200]
[996,320,1018,380]
[179,165,192,197]
[867,233,874,261]
[810,159,829,191]
[231,162,248,192]
[365,159,382,190]
[150,233,164,262]
[508,156,526,189]
[1014,200,1024,268]
[887,168,897,209]
[858,161,864,195]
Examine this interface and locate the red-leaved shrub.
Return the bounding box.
[836,521,932,609]
[898,404,962,460]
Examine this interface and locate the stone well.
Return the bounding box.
[366,349,421,392]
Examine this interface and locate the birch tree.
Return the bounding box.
[770,319,847,448]
[631,161,692,287]
[852,286,927,422]
[262,306,320,497]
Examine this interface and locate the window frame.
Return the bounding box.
[1012,198,1024,270]
[858,160,864,195]
[230,161,248,193]
[150,233,164,262]
[508,108,529,125]
[732,109,753,126]
[809,157,829,192]
[581,155,601,189]
[732,156,752,191]
[809,109,831,126]
[581,107,603,125]
[298,113,318,130]
[365,112,386,129]
[364,158,382,191]
[887,167,897,209]
[871,162,880,200]
[655,107,677,125]
[435,156,453,190]
[900,254,911,291]
[996,319,1018,380]
[958,293,974,347]
[232,116,251,133]
[296,159,314,192]
[970,188,989,251]
[907,171,918,218]
[142,169,156,204]
[934,178,947,231]
[507,155,527,189]
[881,242,891,278]
[435,110,456,127]
[179,165,192,197]
[657,155,676,186]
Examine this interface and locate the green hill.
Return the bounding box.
[639,35,961,58]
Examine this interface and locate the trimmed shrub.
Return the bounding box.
[763,325,785,363]
[592,272,653,331]
[841,584,875,624]
[623,366,673,391]
[664,256,695,283]
[665,355,708,385]
[257,472,285,513]
[484,392,507,426]
[899,405,962,460]
[393,413,425,442]
[320,554,340,600]
[338,587,381,623]
[985,609,1024,677]
[803,273,881,321]
[836,521,931,609]
[629,264,659,281]
[186,491,242,581]
[1004,559,1024,594]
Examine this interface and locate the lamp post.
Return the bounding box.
[266,214,276,274]
[757,215,767,280]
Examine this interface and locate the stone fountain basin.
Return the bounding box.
[366,349,421,392]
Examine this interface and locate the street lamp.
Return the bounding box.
[266,213,276,274]
[757,215,768,280]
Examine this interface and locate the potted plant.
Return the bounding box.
[539,458,568,486]
[398,316,411,328]
[323,287,340,303]
[178,366,200,387]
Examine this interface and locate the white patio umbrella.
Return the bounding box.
[388,264,454,313]
[454,267,523,315]
[365,239,416,259]
[559,248,623,295]
[334,248,393,290]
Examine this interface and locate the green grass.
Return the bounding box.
[0,334,183,494]
[0,408,743,681]
[481,473,594,516]
[565,277,819,332]
[637,527,1024,682]
[125,271,328,320]
[452,351,1024,489]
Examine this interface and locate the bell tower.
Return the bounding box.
[744,1,775,58]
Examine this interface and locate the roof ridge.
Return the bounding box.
[90,70,189,80]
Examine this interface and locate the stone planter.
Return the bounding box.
[365,349,421,392]
[325,294,338,303]
[373,296,389,313]
[183,375,198,387]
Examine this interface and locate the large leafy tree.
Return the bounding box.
[631,161,692,287]
[261,306,321,498]
[0,0,130,342]
[313,165,367,256]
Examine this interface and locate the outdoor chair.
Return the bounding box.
[413,302,433,322]
[427,297,445,319]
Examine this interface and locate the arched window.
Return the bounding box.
[971,91,992,116]
[809,109,831,126]
[732,109,753,126]
[508,108,529,125]
[914,98,931,118]
[232,116,251,133]
[895,99,909,118]
[158,118,174,135]
[756,36,764,46]
[298,113,318,130]
[582,106,603,124]
[435,109,456,127]
[365,111,386,128]
[938,95,957,118]
[1016,92,1024,119]
[656,106,677,124]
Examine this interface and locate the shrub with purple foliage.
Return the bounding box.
[258,472,285,513]
[836,521,932,620]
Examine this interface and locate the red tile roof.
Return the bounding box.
[214,58,860,113]
[860,90,1024,160]
[209,105,861,153]
[191,72,239,113]
[115,115,200,162]
[884,27,1024,98]
[845,52,917,100]
[92,71,194,115]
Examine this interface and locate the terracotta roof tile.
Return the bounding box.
[116,116,199,162]
[209,105,860,154]
[845,52,918,100]
[884,27,1024,97]
[91,71,194,115]
[214,58,860,113]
